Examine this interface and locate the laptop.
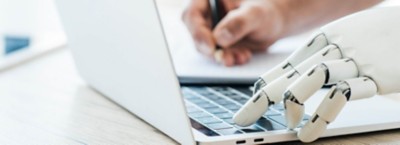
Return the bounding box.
[55,0,400,144]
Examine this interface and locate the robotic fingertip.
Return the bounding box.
[297,116,328,143]
[233,91,270,127]
[283,91,305,129]
[232,109,252,127]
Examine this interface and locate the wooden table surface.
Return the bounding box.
[0,48,400,145]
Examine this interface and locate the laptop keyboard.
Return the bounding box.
[181,86,311,136]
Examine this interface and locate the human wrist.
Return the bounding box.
[265,0,292,39]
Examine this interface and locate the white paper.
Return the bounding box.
[173,35,314,84]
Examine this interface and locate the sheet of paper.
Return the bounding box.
[171,33,312,84]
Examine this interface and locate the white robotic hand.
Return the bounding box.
[233,7,400,142]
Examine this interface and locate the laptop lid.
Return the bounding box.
[55,0,195,144]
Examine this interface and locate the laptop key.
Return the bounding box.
[189,112,212,118]
[264,110,281,116]
[219,91,236,96]
[192,88,215,96]
[214,99,232,105]
[216,128,242,135]
[206,107,227,114]
[224,104,241,111]
[256,117,286,130]
[230,97,247,103]
[198,91,214,96]
[198,103,217,109]
[198,117,222,124]
[229,96,240,101]
[188,98,208,104]
[183,94,197,99]
[215,112,233,119]
[207,122,232,130]
[223,119,235,125]
[189,87,208,92]
[237,99,248,104]
[205,95,224,101]
[231,87,252,97]
[236,125,264,133]
[268,115,287,126]
[228,94,242,100]
[210,87,229,92]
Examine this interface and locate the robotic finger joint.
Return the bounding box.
[287,71,300,79]
[307,33,326,47]
[322,44,342,57]
[335,82,351,100]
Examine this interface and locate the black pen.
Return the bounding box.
[209,0,224,62]
[209,0,222,29]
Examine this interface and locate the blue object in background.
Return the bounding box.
[4,36,30,55]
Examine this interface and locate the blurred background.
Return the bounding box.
[0,0,399,73]
[0,0,65,70]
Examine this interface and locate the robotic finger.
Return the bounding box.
[234,45,342,127]
[284,59,359,129]
[253,34,329,94]
[298,77,377,142]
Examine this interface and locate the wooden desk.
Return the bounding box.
[1,49,400,145]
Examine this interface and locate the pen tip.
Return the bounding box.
[214,49,224,64]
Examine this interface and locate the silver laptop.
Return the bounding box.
[55,0,400,144]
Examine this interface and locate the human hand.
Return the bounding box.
[182,0,285,66]
[233,7,400,142]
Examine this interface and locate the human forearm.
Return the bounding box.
[273,0,383,37]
